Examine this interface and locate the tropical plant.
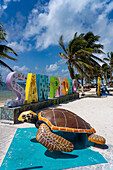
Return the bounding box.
[83,32,105,82]
[59,33,94,80]
[102,63,110,84]
[0,23,18,71]
[103,52,113,81]
[59,32,104,87]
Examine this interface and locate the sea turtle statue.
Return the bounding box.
[18,108,106,152]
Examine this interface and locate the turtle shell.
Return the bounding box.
[38,108,96,133]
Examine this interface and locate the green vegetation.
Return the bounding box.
[103,52,113,82]
[0,23,18,72]
[59,32,113,87]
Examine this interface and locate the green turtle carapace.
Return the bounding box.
[18,108,106,152]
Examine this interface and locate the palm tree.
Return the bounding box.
[103,52,113,82]
[0,23,18,71]
[59,33,94,79]
[59,32,104,95]
[102,63,110,84]
[83,32,105,92]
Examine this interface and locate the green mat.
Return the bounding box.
[1,128,107,170]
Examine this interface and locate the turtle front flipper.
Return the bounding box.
[88,134,106,145]
[36,123,74,152]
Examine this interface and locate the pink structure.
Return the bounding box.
[6,72,25,107]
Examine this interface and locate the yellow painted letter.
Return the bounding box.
[24,73,38,104]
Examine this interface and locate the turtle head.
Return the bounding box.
[18,110,37,123]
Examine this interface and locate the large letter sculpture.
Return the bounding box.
[68,79,73,95]
[36,74,49,101]
[50,76,59,98]
[24,73,38,104]
[6,72,25,107]
[97,77,101,97]
[63,78,69,95]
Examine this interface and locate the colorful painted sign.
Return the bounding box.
[24,73,38,104]
[6,72,25,107]
[6,72,78,107]
[97,77,101,97]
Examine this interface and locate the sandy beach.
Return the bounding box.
[0,88,113,169]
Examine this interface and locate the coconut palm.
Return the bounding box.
[59,32,104,90]
[0,24,18,71]
[102,63,110,84]
[59,33,94,80]
[103,52,113,81]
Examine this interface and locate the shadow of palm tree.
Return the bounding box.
[16,166,43,170]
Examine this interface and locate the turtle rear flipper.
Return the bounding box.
[36,123,74,152]
[88,134,106,145]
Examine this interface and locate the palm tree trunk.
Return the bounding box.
[105,72,107,85]
[81,65,85,96]
[81,76,85,96]
[68,62,75,79]
[110,67,112,82]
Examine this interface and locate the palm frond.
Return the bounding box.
[103,57,109,61]
[72,61,88,77]
[59,35,67,54]
[0,59,14,71]
[93,49,105,54]
[0,45,18,56]
[0,52,18,61]
[59,52,69,59]
[92,44,104,49]
[91,54,104,63]
[78,60,93,69]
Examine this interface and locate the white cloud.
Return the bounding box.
[35,66,38,70]
[57,59,66,65]
[24,0,92,50]
[61,69,68,73]
[22,0,113,54]
[0,65,30,82]
[2,0,113,56]
[7,41,32,52]
[13,65,30,74]
[32,8,38,14]
[0,0,21,13]
[6,12,26,42]
[0,66,10,82]
[46,63,59,72]
[45,58,70,78]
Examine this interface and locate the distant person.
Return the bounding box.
[101,84,109,94]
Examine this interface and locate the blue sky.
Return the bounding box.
[0,0,113,81]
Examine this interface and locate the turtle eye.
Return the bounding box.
[22,115,26,118]
[27,114,30,118]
